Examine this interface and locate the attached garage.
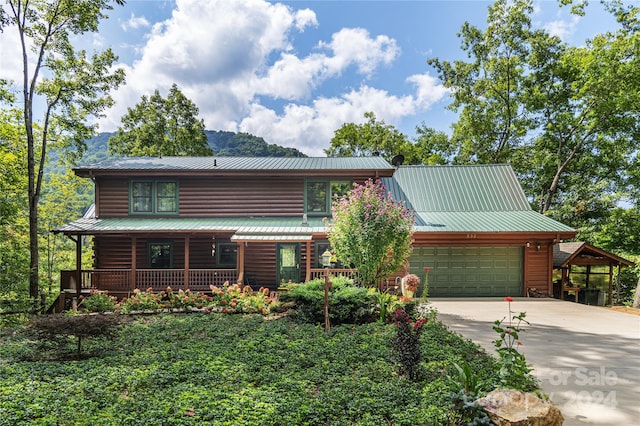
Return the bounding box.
[409,246,523,297]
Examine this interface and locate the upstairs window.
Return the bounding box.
[305,179,351,216]
[130,179,178,215]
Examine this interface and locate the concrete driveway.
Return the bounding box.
[427,298,640,426]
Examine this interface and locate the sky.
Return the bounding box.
[0,0,625,156]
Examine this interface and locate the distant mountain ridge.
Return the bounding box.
[73,131,307,166]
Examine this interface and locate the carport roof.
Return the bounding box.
[553,242,635,268]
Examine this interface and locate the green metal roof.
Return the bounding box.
[383,164,531,211]
[413,211,574,233]
[382,165,575,233]
[54,217,326,235]
[74,156,394,176]
[57,164,575,235]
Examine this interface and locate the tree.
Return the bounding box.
[326,179,414,288]
[427,0,533,165]
[325,112,415,163]
[412,124,455,165]
[39,168,93,293]
[0,109,29,294]
[108,84,213,157]
[5,0,126,299]
[427,0,639,214]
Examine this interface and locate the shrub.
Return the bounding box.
[391,308,426,381]
[164,287,212,310]
[118,288,164,313]
[27,313,124,360]
[280,277,378,325]
[79,290,117,313]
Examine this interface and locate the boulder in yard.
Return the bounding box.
[476,388,563,426]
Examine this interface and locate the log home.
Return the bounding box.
[54,156,575,299]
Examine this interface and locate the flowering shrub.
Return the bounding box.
[79,290,117,313]
[115,284,276,315]
[208,283,274,314]
[118,288,164,313]
[164,287,212,310]
[391,308,427,380]
[492,296,535,391]
[326,179,414,288]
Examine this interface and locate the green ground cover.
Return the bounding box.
[0,313,511,425]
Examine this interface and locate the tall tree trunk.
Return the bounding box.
[633,277,640,309]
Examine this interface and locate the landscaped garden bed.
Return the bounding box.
[0,309,528,425]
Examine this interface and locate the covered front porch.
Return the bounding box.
[53,216,363,309]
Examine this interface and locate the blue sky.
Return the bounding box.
[0,0,623,156]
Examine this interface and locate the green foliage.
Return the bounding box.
[0,292,34,329]
[0,314,510,424]
[208,130,307,157]
[427,0,639,226]
[325,112,415,163]
[79,290,117,313]
[492,300,536,391]
[5,0,126,299]
[326,179,414,288]
[108,83,213,157]
[280,277,377,325]
[116,285,277,315]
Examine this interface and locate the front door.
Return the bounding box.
[277,243,300,284]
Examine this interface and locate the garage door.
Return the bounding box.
[408,246,523,297]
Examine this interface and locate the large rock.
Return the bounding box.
[476,389,563,426]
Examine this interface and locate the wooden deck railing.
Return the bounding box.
[61,269,238,293]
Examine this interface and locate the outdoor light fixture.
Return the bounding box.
[321,249,333,267]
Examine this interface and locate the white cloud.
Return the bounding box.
[239,85,422,156]
[406,73,449,108]
[294,9,318,31]
[97,0,436,156]
[319,28,399,76]
[120,13,151,31]
[544,15,580,40]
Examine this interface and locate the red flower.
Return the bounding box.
[424,267,430,272]
[504,296,514,302]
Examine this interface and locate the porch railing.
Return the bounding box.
[309,268,359,283]
[61,269,238,294]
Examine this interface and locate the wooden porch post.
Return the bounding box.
[237,242,245,284]
[184,234,190,290]
[75,235,82,300]
[305,240,311,282]
[608,263,614,306]
[131,236,137,292]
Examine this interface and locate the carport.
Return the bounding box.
[553,242,634,305]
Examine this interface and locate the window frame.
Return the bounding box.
[304,179,351,216]
[147,241,174,269]
[216,242,238,268]
[129,179,179,215]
